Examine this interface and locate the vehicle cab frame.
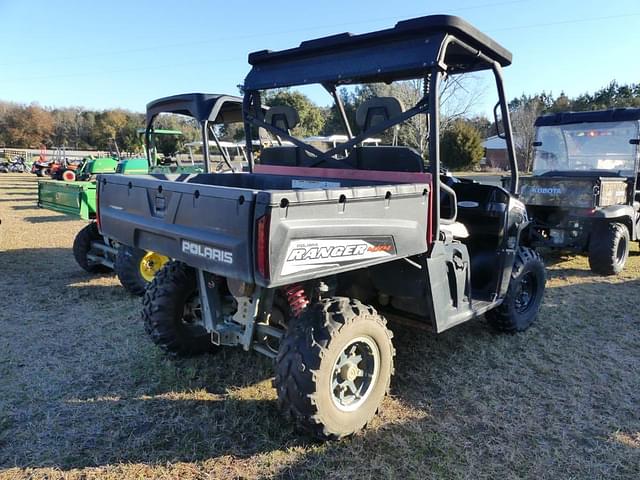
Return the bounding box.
[239,14,529,331]
[143,93,245,173]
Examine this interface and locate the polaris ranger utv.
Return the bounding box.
[97,15,546,439]
[72,93,246,295]
[520,109,640,275]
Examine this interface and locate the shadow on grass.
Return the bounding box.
[11,205,43,211]
[546,267,594,279]
[0,197,36,202]
[538,249,582,266]
[22,214,77,223]
[2,262,640,477]
[0,247,111,283]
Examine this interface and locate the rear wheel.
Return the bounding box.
[141,261,215,357]
[275,297,394,439]
[115,245,168,296]
[588,222,629,275]
[486,247,546,333]
[72,222,111,273]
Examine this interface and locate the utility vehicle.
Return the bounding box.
[97,15,546,439]
[38,93,245,295]
[519,109,640,275]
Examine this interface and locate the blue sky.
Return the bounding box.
[0,0,638,115]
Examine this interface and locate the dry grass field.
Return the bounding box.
[0,173,639,479]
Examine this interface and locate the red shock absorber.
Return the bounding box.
[284,283,309,317]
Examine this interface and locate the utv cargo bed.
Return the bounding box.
[38,179,97,220]
[97,170,431,287]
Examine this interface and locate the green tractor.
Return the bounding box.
[39,93,245,295]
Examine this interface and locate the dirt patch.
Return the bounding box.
[0,173,639,479]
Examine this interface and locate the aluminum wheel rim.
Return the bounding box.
[330,336,380,412]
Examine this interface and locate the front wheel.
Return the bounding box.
[486,247,546,333]
[275,297,394,439]
[115,245,168,296]
[588,222,629,276]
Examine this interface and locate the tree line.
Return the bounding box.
[1,80,638,170]
[0,102,200,153]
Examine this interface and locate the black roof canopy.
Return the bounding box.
[244,15,512,90]
[535,108,640,127]
[145,93,243,126]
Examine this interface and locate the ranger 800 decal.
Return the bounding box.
[281,237,396,276]
[182,240,233,264]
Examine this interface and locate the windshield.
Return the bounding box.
[533,120,639,175]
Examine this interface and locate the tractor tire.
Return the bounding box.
[141,261,215,357]
[72,222,111,274]
[588,222,630,276]
[275,297,394,439]
[486,247,546,333]
[62,169,76,181]
[115,245,168,296]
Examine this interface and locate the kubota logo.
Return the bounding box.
[528,186,562,195]
[182,240,233,264]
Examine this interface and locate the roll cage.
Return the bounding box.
[144,93,244,172]
[240,14,519,241]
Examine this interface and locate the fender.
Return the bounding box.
[592,205,636,240]
[592,205,635,219]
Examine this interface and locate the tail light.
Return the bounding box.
[255,213,271,279]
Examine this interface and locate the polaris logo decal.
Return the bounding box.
[281,237,395,276]
[526,186,562,195]
[182,240,233,264]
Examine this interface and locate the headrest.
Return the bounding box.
[264,105,299,132]
[356,97,404,131]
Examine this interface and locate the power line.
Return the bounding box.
[488,12,640,32]
[0,10,638,84]
[0,0,532,68]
